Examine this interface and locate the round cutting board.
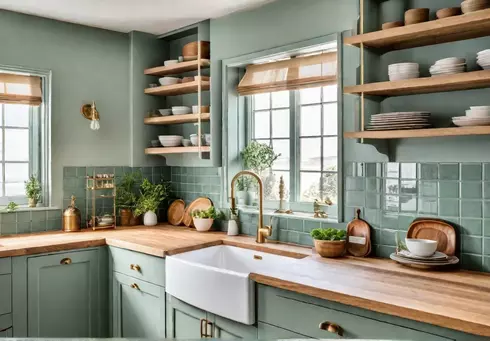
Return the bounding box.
[167,199,186,226]
[407,219,456,256]
[183,197,213,227]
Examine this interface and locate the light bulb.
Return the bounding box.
[90,120,100,131]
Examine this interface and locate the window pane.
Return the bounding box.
[300,137,321,171]
[263,170,289,201]
[5,163,29,183]
[5,104,29,127]
[323,85,338,102]
[0,130,3,162]
[300,172,321,202]
[300,105,321,136]
[323,103,338,136]
[253,93,270,110]
[322,173,338,203]
[299,87,321,105]
[5,129,29,161]
[323,137,338,171]
[271,91,289,108]
[254,111,270,138]
[271,109,289,138]
[5,182,24,196]
[272,139,290,170]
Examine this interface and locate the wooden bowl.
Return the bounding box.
[182,41,210,59]
[436,7,462,19]
[461,0,489,13]
[404,8,430,25]
[314,239,346,258]
[382,21,404,30]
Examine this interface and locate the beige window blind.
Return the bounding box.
[0,73,42,106]
[237,52,337,96]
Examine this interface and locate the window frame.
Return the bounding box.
[0,65,52,207]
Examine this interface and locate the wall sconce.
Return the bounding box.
[80,101,100,131]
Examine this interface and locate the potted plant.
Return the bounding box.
[310,227,347,258]
[116,172,141,226]
[191,206,221,232]
[235,175,250,205]
[25,174,41,207]
[134,178,171,226]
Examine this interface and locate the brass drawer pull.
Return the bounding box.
[200,318,213,338]
[60,258,72,265]
[0,325,12,333]
[130,264,141,272]
[319,321,343,336]
[130,283,140,290]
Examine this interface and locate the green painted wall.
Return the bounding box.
[0,10,131,207]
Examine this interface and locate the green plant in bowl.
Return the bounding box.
[310,227,347,258]
[310,227,347,241]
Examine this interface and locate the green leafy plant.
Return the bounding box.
[25,174,41,201]
[241,141,280,174]
[191,206,221,219]
[116,171,142,210]
[5,202,18,213]
[235,175,251,191]
[134,178,171,216]
[310,227,346,241]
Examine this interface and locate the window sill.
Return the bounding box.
[0,206,60,213]
[238,206,339,224]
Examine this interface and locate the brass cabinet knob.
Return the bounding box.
[60,258,72,265]
[319,321,343,336]
[130,283,140,290]
[130,264,141,272]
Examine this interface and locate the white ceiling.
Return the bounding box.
[0,0,277,35]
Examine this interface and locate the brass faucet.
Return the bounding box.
[230,170,272,243]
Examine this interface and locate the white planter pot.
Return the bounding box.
[193,218,214,232]
[227,219,239,236]
[143,211,158,226]
[247,191,258,206]
[236,191,247,205]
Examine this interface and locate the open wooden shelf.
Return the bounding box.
[144,113,210,125]
[344,126,490,139]
[344,9,490,51]
[144,59,211,76]
[145,146,211,155]
[144,81,210,96]
[344,70,490,97]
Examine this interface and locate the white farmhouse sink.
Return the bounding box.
[165,245,302,325]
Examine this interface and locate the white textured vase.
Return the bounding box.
[236,191,247,205]
[143,211,158,226]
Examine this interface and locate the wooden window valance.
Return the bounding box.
[0,73,42,106]
[237,52,337,96]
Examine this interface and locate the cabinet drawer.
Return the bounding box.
[0,275,11,315]
[0,313,12,337]
[110,247,165,287]
[0,258,11,275]
[258,285,451,341]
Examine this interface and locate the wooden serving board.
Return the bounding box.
[183,197,213,227]
[407,219,457,256]
[167,199,186,226]
[346,209,371,257]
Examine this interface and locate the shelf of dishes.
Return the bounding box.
[149,134,211,149]
[87,214,115,229]
[145,77,210,96]
[344,125,490,139]
[144,59,211,77]
[145,105,210,125]
[344,6,490,51]
[86,175,115,190]
[145,146,211,155]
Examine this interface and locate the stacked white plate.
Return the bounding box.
[430,57,466,76]
[453,106,490,126]
[366,112,431,131]
[388,63,419,81]
[172,106,192,115]
[477,49,490,70]
[158,135,183,147]
[390,250,459,268]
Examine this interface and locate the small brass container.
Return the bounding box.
[63,195,81,232]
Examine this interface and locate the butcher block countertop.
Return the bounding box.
[1,225,490,337]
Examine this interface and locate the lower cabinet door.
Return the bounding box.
[258,322,309,339]
[27,250,99,337]
[0,314,12,338]
[166,294,206,339]
[211,313,258,339]
[112,272,165,338]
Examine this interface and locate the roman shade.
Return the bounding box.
[0,73,42,106]
[237,52,337,96]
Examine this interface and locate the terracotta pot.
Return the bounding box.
[120,209,140,226]
[314,239,346,258]
[28,198,38,208]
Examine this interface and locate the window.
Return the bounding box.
[249,84,338,207]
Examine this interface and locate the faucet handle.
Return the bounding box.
[263,224,272,237]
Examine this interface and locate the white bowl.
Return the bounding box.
[470,106,490,110]
[204,134,211,146]
[466,109,490,118]
[182,139,192,147]
[164,60,179,66]
[172,106,192,115]
[158,135,183,147]
[159,77,181,86]
[190,134,201,146]
[477,49,490,56]
[435,57,466,65]
[158,109,172,116]
[405,238,438,257]
[193,218,214,232]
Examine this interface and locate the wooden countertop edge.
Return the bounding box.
[249,273,490,337]
[0,239,107,258]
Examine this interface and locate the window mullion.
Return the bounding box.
[320,86,325,200]
[2,104,5,198]
[291,90,299,203]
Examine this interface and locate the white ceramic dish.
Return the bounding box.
[172,106,192,115]
[405,238,438,257]
[190,134,201,146]
[158,135,183,147]
[159,77,181,86]
[158,109,172,116]
[204,134,211,146]
[193,218,214,232]
[164,60,179,66]
[182,139,192,147]
[452,116,490,126]
[477,49,490,56]
[470,106,490,110]
[466,109,490,118]
[389,73,420,81]
[434,57,466,65]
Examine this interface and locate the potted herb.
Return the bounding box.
[116,172,141,226]
[310,227,347,258]
[25,174,41,207]
[134,178,171,226]
[191,206,221,232]
[235,175,250,205]
[5,202,18,213]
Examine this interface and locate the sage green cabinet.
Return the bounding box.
[258,322,308,339]
[12,248,108,338]
[211,314,257,339]
[0,314,12,337]
[112,272,165,338]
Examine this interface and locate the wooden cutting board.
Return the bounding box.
[407,219,457,256]
[346,209,372,257]
[183,197,213,227]
[167,199,186,226]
